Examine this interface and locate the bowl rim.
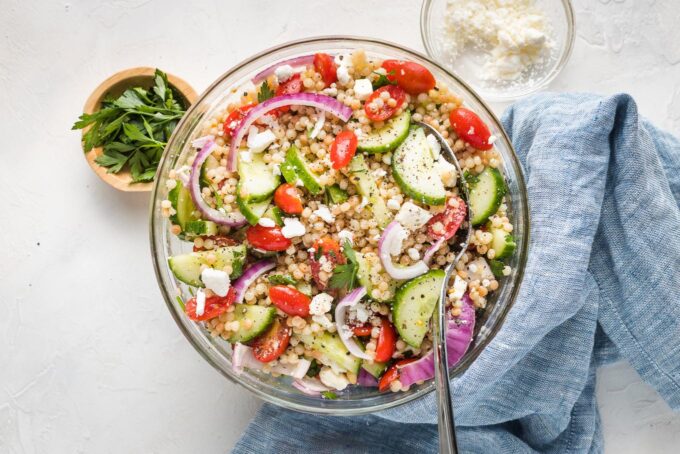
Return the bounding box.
[81,66,198,192]
[419,0,576,102]
[149,35,530,415]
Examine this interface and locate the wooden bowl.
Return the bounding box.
[81,67,198,192]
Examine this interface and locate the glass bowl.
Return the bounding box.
[421,0,575,102]
[149,36,529,415]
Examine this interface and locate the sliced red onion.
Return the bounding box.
[357,368,378,387]
[228,93,354,171]
[334,287,372,361]
[189,139,248,227]
[398,294,476,387]
[233,260,276,304]
[423,237,446,264]
[191,135,215,149]
[379,221,429,280]
[293,377,330,396]
[252,55,316,84]
[232,343,311,378]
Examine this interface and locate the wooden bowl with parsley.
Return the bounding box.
[75,67,197,192]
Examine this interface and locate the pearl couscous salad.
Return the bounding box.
[161,50,516,395]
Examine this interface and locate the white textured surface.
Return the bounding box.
[1,0,679,452]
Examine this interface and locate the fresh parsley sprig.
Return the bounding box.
[372,70,397,90]
[72,69,187,183]
[328,240,359,291]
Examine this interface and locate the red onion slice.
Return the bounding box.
[334,287,372,361]
[228,93,354,171]
[379,221,429,280]
[233,260,276,304]
[232,343,310,378]
[398,294,476,387]
[189,139,248,227]
[293,377,330,396]
[423,237,446,264]
[252,55,316,84]
[357,368,378,387]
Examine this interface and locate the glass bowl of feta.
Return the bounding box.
[149,36,529,414]
[421,0,575,102]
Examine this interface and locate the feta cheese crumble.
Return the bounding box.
[336,65,350,85]
[274,64,294,82]
[195,289,206,316]
[313,204,335,223]
[395,202,433,231]
[281,217,306,238]
[309,293,334,315]
[201,268,231,297]
[257,217,276,228]
[450,275,468,301]
[337,229,354,245]
[309,110,325,139]
[353,78,374,100]
[247,127,276,153]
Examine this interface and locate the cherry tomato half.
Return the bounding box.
[378,358,418,392]
[184,287,236,322]
[313,53,337,87]
[427,196,468,241]
[374,318,397,363]
[382,60,436,95]
[352,324,373,337]
[251,318,291,363]
[274,183,303,214]
[449,108,493,151]
[222,104,255,138]
[246,225,292,252]
[310,237,345,290]
[274,73,303,114]
[269,285,311,317]
[330,130,358,169]
[364,85,406,122]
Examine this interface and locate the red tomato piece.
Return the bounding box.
[274,74,303,114]
[310,237,345,290]
[426,196,468,241]
[251,318,291,363]
[382,60,436,95]
[246,225,292,252]
[449,108,493,150]
[313,53,337,87]
[184,287,236,322]
[378,358,418,392]
[330,130,358,169]
[269,285,311,317]
[222,104,255,138]
[364,85,406,122]
[274,183,303,214]
[374,318,397,363]
[352,324,373,337]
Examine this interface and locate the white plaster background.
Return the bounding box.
[1,0,679,452]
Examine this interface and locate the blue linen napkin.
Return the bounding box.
[232,93,680,454]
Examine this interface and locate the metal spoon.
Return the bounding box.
[415,121,472,454]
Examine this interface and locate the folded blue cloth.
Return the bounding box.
[232,93,680,454]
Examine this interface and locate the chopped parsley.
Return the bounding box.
[488,259,505,278]
[328,240,359,291]
[268,274,297,286]
[257,80,275,103]
[321,391,338,400]
[372,70,397,90]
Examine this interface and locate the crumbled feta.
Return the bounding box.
[239,151,252,163]
[195,289,206,316]
[313,204,335,223]
[281,217,306,238]
[258,114,280,129]
[334,53,350,67]
[312,314,334,330]
[258,217,276,228]
[309,293,334,315]
[426,134,441,160]
[357,196,369,212]
[386,198,401,211]
[309,110,325,139]
[488,134,497,145]
[247,127,276,153]
[435,158,458,187]
[353,78,373,100]
[372,168,387,179]
[389,223,409,256]
[295,179,305,187]
[336,65,350,85]
[467,257,494,282]
[274,64,294,82]
[201,268,231,297]
[450,275,468,301]
[355,303,370,323]
[395,202,433,231]
[337,229,354,245]
[271,164,281,176]
[407,248,421,261]
[319,367,349,391]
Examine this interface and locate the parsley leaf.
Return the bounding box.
[321,391,338,400]
[328,240,359,291]
[463,170,479,186]
[488,259,505,278]
[372,70,397,90]
[257,80,275,103]
[306,359,321,377]
[268,274,297,286]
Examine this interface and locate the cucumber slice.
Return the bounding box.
[309,332,361,374]
[393,269,446,348]
[285,146,324,195]
[227,304,276,343]
[326,184,349,204]
[200,154,220,188]
[168,244,246,286]
[280,161,298,184]
[392,127,446,206]
[357,110,411,154]
[263,205,283,226]
[356,252,395,302]
[361,360,388,379]
[184,220,218,237]
[468,167,506,226]
[237,154,280,202]
[236,194,271,226]
[349,155,391,228]
[168,184,198,229]
[489,226,516,259]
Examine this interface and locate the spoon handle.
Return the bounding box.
[433,289,458,454]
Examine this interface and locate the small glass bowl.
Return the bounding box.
[149,36,530,415]
[421,0,575,102]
